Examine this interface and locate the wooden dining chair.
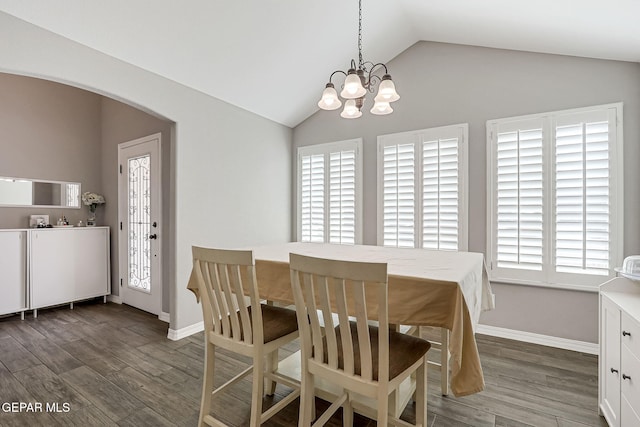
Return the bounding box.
[192,246,300,427]
[289,253,431,427]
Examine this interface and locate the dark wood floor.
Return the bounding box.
[0,301,607,427]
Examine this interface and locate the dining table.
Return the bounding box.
[187,242,494,398]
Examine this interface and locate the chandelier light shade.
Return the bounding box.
[317,0,400,119]
[340,99,363,119]
[317,83,342,110]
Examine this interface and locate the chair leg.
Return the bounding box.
[342,391,353,426]
[377,388,389,427]
[298,369,314,427]
[415,358,427,427]
[199,342,216,427]
[250,354,264,427]
[265,348,278,395]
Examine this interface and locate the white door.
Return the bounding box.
[118,133,162,315]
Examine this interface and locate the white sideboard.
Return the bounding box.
[0,230,28,318]
[0,227,110,318]
[599,277,640,426]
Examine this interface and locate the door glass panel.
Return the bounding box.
[128,155,151,293]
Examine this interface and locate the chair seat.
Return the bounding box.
[226,304,298,344]
[256,304,299,343]
[322,322,431,381]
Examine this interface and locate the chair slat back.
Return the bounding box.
[192,246,262,346]
[289,253,389,382]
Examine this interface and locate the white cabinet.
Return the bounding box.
[0,230,27,317]
[600,278,640,426]
[30,227,110,311]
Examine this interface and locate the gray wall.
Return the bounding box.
[293,41,640,343]
[0,73,102,228]
[100,97,173,313]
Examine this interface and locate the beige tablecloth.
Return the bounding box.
[187,242,493,397]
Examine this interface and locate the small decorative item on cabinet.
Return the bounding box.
[615,255,640,281]
[81,191,105,227]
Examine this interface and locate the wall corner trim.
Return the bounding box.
[476,324,599,355]
[107,295,122,304]
[167,321,204,341]
[158,312,170,323]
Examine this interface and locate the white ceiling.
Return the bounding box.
[1,0,639,127]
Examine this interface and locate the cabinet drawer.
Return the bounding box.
[621,345,640,419]
[622,312,640,360]
[621,394,640,427]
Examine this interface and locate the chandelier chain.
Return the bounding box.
[358,0,364,70]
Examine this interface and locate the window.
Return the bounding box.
[377,124,469,251]
[297,139,363,244]
[487,103,623,290]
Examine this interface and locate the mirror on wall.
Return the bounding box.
[0,177,81,208]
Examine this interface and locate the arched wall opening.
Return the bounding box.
[1,11,293,336]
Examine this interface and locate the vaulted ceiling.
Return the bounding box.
[1,0,638,127]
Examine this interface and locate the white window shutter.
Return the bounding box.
[329,150,356,244]
[422,137,459,251]
[383,143,415,248]
[555,114,610,276]
[488,103,622,289]
[298,139,362,244]
[379,124,468,250]
[300,154,325,242]
[495,124,544,271]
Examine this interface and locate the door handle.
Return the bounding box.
[611,368,619,374]
[149,234,157,240]
[623,374,631,380]
[622,331,631,337]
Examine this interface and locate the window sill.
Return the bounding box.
[487,277,609,293]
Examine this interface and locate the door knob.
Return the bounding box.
[149,234,157,240]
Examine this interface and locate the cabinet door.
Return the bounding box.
[601,295,621,427]
[621,345,640,423]
[31,230,76,308]
[0,231,27,314]
[73,228,109,300]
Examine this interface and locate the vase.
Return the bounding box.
[87,205,97,227]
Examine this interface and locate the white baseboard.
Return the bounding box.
[167,321,204,341]
[158,312,170,323]
[476,324,599,355]
[107,295,122,304]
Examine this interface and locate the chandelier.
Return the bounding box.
[317,0,400,119]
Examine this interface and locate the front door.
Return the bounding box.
[118,133,162,315]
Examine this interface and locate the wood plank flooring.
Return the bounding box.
[0,301,607,427]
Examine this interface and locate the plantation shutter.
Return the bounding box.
[488,103,621,288]
[422,136,460,250]
[300,153,325,242]
[329,150,356,244]
[495,120,544,271]
[554,110,611,276]
[382,143,415,247]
